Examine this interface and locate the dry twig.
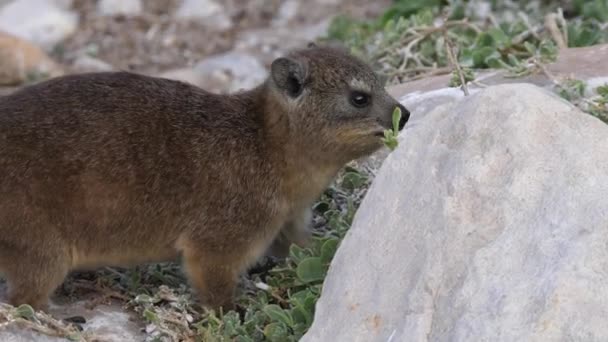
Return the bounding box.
[544,12,567,49]
[443,33,469,96]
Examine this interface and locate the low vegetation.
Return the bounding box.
[325,0,608,122]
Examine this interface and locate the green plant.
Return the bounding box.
[0,303,85,341]
[553,79,608,124]
[571,0,608,22]
[588,84,608,123]
[324,0,607,86]
[192,167,369,341]
[557,78,587,102]
[449,67,476,87]
[381,106,403,150]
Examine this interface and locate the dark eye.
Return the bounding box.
[350,91,370,108]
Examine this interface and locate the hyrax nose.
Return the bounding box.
[397,103,410,131]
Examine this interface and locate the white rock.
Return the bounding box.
[97,0,142,17]
[174,0,232,30]
[157,67,201,85]
[272,0,299,26]
[0,281,144,341]
[194,51,267,93]
[0,0,78,50]
[302,83,608,342]
[72,55,114,72]
[158,51,268,94]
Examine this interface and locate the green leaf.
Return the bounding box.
[380,0,441,24]
[472,47,496,68]
[485,56,503,69]
[296,257,326,283]
[538,40,558,62]
[483,50,502,68]
[264,304,294,327]
[568,25,602,47]
[506,53,521,67]
[475,32,495,48]
[15,304,36,320]
[289,244,307,263]
[320,238,339,264]
[458,49,474,68]
[341,171,367,190]
[264,322,289,341]
[381,106,402,151]
[488,28,510,47]
[289,290,317,327]
[382,131,398,151]
[597,84,608,97]
[523,41,536,56]
[67,333,82,341]
[143,308,159,323]
[391,106,402,133]
[236,336,255,342]
[291,322,309,338]
[582,0,608,21]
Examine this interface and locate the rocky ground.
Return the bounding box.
[0,0,390,93]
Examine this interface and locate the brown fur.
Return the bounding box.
[0,45,409,312]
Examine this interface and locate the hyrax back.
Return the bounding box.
[0,45,409,311]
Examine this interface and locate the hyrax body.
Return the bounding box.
[0,45,409,311]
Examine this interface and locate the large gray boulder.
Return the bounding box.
[301,83,608,342]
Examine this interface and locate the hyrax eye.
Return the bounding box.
[350,91,370,108]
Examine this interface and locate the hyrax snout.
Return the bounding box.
[0,44,409,312]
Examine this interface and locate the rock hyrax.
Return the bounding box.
[0,45,409,311]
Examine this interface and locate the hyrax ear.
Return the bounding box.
[271,56,309,98]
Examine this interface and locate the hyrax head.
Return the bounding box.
[269,44,410,163]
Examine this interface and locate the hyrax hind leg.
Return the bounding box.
[0,244,70,312]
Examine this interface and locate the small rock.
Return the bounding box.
[272,0,299,26]
[174,0,232,31]
[72,55,114,73]
[0,0,79,50]
[195,51,267,93]
[0,301,145,341]
[158,67,233,93]
[0,30,63,85]
[159,51,267,94]
[96,0,142,17]
[157,67,205,87]
[302,83,608,342]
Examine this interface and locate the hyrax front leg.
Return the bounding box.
[0,246,70,312]
[266,207,313,258]
[179,240,242,312]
